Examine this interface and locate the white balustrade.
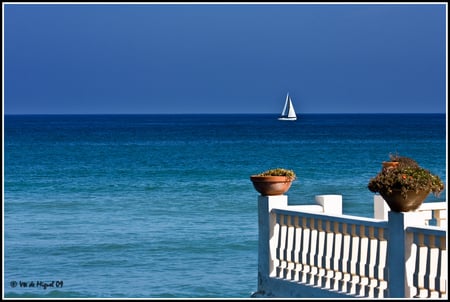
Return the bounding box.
[253,194,447,298]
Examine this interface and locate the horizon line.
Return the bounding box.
[3,112,446,116]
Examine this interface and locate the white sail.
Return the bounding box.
[278,93,297,121]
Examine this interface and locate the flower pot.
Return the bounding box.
[250,175,293,196]
[380,189,430,212]
[382,161,399,170]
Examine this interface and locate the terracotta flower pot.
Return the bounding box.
[380,189,430,212]
[382,161,399,170]
[250,175,293,196]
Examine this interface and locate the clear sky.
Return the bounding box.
[3,2,447,114]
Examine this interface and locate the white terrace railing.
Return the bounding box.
[252,194,447,298]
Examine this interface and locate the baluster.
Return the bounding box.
[269,212,279,277]
[307,217,318,285]
[331,221,343,291]
[338,223,352,292]
[293,216,302,282]
[374,227,388,298]
[426,234,439,297]
[322,220,335,289]
[437,236,446,298]
[365,226,381,298]
[285,215,295,280]
[276,214,288,278]
[315,219,327,287]
[356,224,369,297]
[412,233,428,297]
[300,216,311,283]
[348,223,360,295]
[273,213,282,277]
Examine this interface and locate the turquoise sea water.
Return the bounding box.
[3,114,447,298]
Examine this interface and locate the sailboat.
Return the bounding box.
[278,92,297,121]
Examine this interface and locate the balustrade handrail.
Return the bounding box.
[273,207,390,228]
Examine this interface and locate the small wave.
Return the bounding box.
[4,290,87,298]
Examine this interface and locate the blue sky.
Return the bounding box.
[3,3,447,114]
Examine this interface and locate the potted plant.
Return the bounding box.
[250,168,296,196]
[368,154,445,212]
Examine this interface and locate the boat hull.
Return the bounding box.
[278,117,297,121]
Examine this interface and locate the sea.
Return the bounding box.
[3,113,447,298]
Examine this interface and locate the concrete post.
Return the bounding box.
[315,194,342,215]
[257,195,288,294]
[374,194,389,220]
[387,211,419,298]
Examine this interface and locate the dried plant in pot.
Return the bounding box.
[250,168,296,196]
[368,154,445,212]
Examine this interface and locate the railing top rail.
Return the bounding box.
[272,208,389,229]
[407,225,447,236]
[417,201,447,210]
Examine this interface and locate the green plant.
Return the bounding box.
[368,155,444,199]
[256,168,296,181]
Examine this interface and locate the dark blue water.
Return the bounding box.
[3,114,447,298]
